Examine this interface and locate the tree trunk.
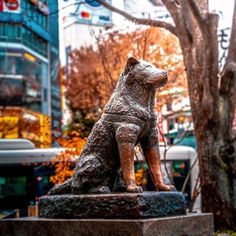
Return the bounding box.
[197,127,236,229]
[95,0,236,230]
[180,11,236,230]
[160,0,236,229]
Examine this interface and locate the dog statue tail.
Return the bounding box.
[48,178,72,195]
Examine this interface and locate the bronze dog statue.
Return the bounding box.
[49,56,175,195]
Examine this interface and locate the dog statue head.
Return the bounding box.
[121,56,168,89]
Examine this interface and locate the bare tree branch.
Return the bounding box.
[162,0,193,44]
[95,0,177,36]
[188,0,205,24]
[91,30,116,89]
[161,0,181,23]
[175,0,205,43]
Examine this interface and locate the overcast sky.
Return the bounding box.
[209,0,234,28]
[59,0,235,63]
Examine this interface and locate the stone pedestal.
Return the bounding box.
[0,214,214,236]
[0,192,214,235]
[39,192,186,219]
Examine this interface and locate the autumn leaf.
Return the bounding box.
[65,26,187,117]
[50,134,86,185]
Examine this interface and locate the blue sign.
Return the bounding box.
[84,0,101,7]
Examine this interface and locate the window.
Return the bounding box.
[0,54,23,75]
[0,78,25,106]
[0,176,27,197]
[0,52,49,113]
[22,27,48,57]
[0,18,48,57]
[43,88,48,102]
[168,118,175,130]
[22,0,48,29]
[0,23,7,39]
[0,23,21,42]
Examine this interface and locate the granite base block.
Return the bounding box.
[39,192,186,219]
[0,213,214,236]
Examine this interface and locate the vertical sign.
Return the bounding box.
[49,0,62,145]
[65,46,71,80]
[212,1,234,69]
[218,27,230,68]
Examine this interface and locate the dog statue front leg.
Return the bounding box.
[144,145,175,191]
[141,125,176,192]
[118,142,143,193]
[116,123,142,193]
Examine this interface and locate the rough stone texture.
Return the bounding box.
[39,192,186,219]
[49,57,174,195]
[0,213,214,236]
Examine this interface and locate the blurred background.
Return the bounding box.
[0,0,234,147]
[0,1,235,233]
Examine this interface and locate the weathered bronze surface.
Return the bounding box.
[49,56,175,195]
[39,192,186,219]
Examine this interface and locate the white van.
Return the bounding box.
[135,145,201,213]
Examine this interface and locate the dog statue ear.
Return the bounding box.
[122,56,139,76]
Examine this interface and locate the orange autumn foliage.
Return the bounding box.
[50,131,86,184]
[65,26,187,115]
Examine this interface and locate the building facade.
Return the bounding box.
[0,0,61,147]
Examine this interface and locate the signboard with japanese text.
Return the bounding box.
[62,0,112,26]
[218,27,230,69]
[0,0,21,13]
[211,1,234,69]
